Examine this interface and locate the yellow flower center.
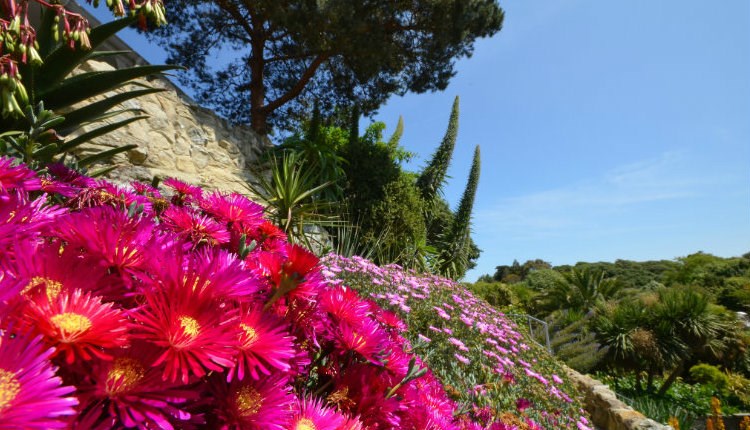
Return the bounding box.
[106,357,145,394]
[0,369,20,413]
[236,385,263,417]
[50,312,92,335]
[296,418,317,430]
[178,315,200,338]
[22,276,63,301]
[239,323,258,345]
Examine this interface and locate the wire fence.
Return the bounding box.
[508,313,552,353]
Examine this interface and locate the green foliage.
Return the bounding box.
[540,267,621,314]
[387,116,405,150]
[718,277,750,312]
[596,372,715,423]
[278,116,348,202]
[493,259,552,283]
[246,151,340,248]
[690,364,729,391]
[628,396,697,430]
[665,252,750,292]
[525,269,566,292]
[507,283,540,314]
[467,281,513,308]
[148,1,504,133]
[368,174,429,270]
[594,287,742,396]
[1,15,178,170]
[545,310,606,373]
[417,96,459,200]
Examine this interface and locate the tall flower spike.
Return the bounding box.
[0,329,78,428]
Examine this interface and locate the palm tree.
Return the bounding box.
[653,287,727,395]
[543,268,621,313]
[594,300,661,392]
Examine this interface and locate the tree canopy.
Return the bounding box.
[149,0,504,133]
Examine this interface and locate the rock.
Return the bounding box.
[127,146,148,165]
[67,60,271,195]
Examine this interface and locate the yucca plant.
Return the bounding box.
[246,151,343,248]
[1,12,179,170]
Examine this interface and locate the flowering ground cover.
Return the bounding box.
[322,255,593,430]
[0,157,501,429]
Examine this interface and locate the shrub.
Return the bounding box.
[467,281,513,307]
[690,364,729,391]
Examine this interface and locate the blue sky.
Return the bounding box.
[91,1,750,281]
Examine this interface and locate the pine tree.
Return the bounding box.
[416,96,459,200]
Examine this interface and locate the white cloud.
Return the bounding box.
[474,150,720,238]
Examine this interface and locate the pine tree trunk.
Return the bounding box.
[249,15,268,135]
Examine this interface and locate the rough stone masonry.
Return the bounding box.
[70,60,271,195]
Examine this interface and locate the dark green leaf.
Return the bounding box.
[59,88,163,133]
[78,144,138,167]
[39,65,181,111]
[60,116,148,152]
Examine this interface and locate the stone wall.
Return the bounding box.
[72,60,271,195]
[565,369,673,430]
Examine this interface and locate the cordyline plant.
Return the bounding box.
[0,156,521,429]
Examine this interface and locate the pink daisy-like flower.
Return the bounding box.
[47,163,97,189]
[155,248,261,302]
[338,416,365,430]
[200,191,264,228]
[336,318,387,364]
[230,306,296,381]
[74,344,202,430]
[56,206,160,283]
[454,353,471,365]
[163,177,203,205]
[132,284,238,384]
[23,288,129,363]
[212,374,294,430]
[0,329,78,428]
[290,396,346,430]
[160,205,230,246]
[320,287,369,326]
[11,240,108,304]
[516,397,532,412]
[0,192,66,251]
[67,182,153,214]
[331,365,401,429]
[259,244,322,309]
[0,156,41,193]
